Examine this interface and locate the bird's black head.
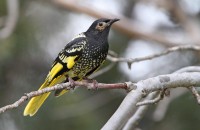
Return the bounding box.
[85,18,119,40]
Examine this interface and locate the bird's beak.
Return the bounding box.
[108,18,120,25]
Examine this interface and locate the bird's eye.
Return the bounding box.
[99,23,103,26]
[96,22,106,31]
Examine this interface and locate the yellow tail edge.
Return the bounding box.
[23,80,50,116]
[55,89,68,97]
[23,74,68,116]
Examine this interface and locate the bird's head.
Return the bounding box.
[85,18,120,39]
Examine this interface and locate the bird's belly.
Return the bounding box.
[69,59,100,78]
[67,70,78,78]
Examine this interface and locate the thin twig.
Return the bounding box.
[108,50,118,57]
[188,86,200,104]
[136,90,166,106]
[0,81,127,114]
[107,45,200,66]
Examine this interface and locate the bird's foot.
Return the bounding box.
[68,77,76,90]
[83,77,98,90]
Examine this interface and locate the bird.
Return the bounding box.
[23,18,120,116]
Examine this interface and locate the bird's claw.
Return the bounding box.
[92,79,98,90]
[68,77,76,90]
[83,77,98,90]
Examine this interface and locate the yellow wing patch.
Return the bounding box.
[58,53,78,69]
[63,56,78,69]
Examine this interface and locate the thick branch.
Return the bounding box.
[125,66,200,125]
[123,92,159,130]
[151,66,200,121]
[102,72,200,130]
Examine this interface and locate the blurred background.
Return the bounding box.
[1,0,200,130]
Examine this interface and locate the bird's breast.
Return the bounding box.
[69,43,108,77]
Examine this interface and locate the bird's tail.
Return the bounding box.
[23,74,67,116]
[23,80,50,116]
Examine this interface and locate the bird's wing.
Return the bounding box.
[48,37,87,81]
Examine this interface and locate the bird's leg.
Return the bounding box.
[82,77,98,90]
[68,77,76,90]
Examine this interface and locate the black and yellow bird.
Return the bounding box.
[23,18,119,116]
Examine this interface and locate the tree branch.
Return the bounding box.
[1,72,200,130]
[102,72,200,130]
[123,92,159,130]
[136,90,166,106]
[152,66,200,121]
[122,66,200,127]
[107,45,200,64]
[188,86,200,104]
[0,81,127,114]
